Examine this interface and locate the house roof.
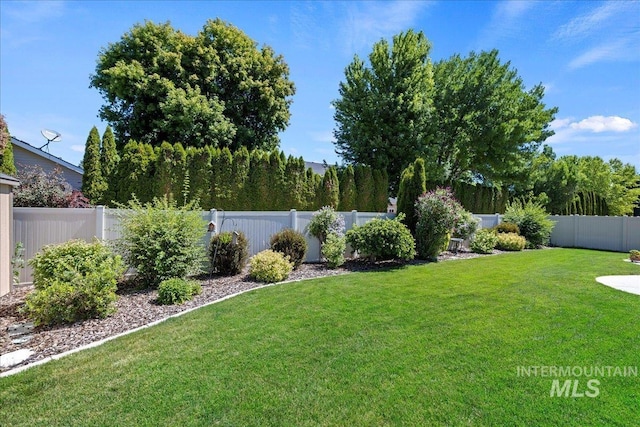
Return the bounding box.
[305,161,328,176]
[11,136,83,175]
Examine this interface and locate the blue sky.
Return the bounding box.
[1,0,639,172]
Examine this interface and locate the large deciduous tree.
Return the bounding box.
[429,50,557,185]
[333,30,434,193]
[90,19,295,151]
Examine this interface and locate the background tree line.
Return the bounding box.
[334,29,638,216]
[82,126,388,212]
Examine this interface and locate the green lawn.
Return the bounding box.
[1,249,639,426]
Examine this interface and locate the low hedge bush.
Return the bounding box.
[495,232,526,251]
[493,222,520,235]
[346,214,415,262]
[249,250,293,283]
[308,206,345,244]
[209,231,249,275]
[322,233,346,268]
[157,278,202,305]
[24,240,124,326]
[470,229,498,254]
[270,228,307,269]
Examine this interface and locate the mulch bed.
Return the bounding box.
[1,249,490,373]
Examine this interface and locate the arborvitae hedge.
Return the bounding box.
[81,126,106,204]
[398,159,510,218]
[108,142,388,211]
[338,165,357,211]
[397,158,426,233]
[316,167,340,209]
[100,125,120,205]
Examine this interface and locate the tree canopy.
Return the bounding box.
[429,50,557,185]
[90,19,295,151]
[526,147,640,216]
[333,30,434,193]
[333,31,557,194]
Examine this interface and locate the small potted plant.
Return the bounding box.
[630,250,640,263]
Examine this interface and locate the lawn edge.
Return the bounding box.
[0,275,327,378]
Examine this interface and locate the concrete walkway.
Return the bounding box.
[596,275,640,296]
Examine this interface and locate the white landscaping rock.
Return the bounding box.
[0,349,34,369]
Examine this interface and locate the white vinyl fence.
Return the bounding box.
[12,207,393,285]
[11,207,640,285]
[549,215,640,253]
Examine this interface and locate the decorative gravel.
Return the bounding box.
[1,250,490,373]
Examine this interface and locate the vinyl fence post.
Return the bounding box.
[210,209,218,234]
[495,213,501,228]
[95,206,105,240]
[572,215,579,248]
[351,210,358,230]
[621,216,629,252]
[290,209,297,231]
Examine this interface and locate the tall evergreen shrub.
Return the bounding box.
[82,126,107,204]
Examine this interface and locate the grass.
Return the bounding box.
[1,249,639,426]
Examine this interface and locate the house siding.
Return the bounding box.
[11,138,83,190]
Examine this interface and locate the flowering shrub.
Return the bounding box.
[322,233,346,268]
[415,187,464,260]
[13,165,91,208]
[495,232,526,251]
[346,214,415,262]
[453,210,479,240]
[308,206,345,244]
[249,249,293,283]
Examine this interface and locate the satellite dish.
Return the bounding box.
[39,129,62,150]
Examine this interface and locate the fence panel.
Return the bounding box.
[549,215,640,252]
[11,207,640,285]
[474,214,501,229]
[13,208,99,284]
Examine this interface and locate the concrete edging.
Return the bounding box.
[0,276,320,377]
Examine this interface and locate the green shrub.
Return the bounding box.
[322,233,346,268]
[453,210,480,240]
[24,240,124,326]
[249,250,293,283]
[415,187,465,260]
[495,232,526,251]
[346,214,415,262]
[494,222,520,235]
[209,231,249,275]
[307,206,345,244]
[270,228,308,269]
[115,196,206,287]
[470,229,498,254]
[630,250,640,262]
[157,278,202,305]
[502,199,555,248]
